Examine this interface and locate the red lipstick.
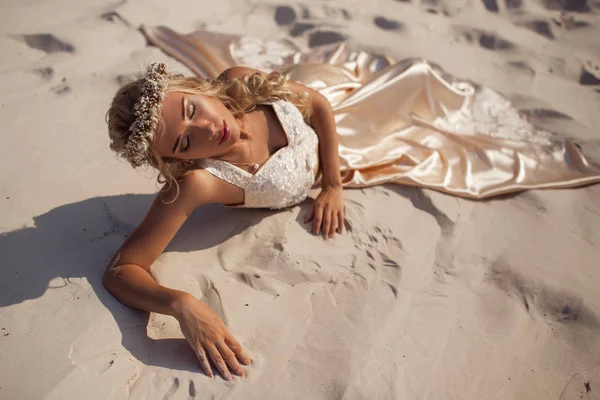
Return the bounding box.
[219,120,230,145]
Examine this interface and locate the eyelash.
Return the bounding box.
[182,135,190,152]
[182,101,196,152]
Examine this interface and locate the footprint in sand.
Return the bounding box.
[21,33,74,53]
[505,0,524,10]
[479,32,515,50]
[273,4,350,46]
[274,5,297,26]
[479,0,558,40]
[308,31,347,48]
[519,19,555,39]
[373,16,404,31]
[540,0,590,12]
[454,27,516,50]
[482,0,500,12]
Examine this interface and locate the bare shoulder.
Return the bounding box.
[175,168,244,211]
[112,169,242,269]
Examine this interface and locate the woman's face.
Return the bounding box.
[153,91,242,160]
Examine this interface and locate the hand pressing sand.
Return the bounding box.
[173,293,252,380]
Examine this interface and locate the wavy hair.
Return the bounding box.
[106,69,313,202]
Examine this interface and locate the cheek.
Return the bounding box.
[153,126,181,159]
[189,134,210,156]
[213,101,230,120]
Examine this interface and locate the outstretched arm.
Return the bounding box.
[102,170,251,380]
[219,66,344,239]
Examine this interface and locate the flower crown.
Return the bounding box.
[125,62,169,168]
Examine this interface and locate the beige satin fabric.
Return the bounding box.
[141,25,600,199]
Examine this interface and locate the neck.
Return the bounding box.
[214,114,253,164]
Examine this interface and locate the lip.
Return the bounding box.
[218,120,230,145]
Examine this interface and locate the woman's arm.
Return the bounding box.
[103,170,251,380]
[219,66,344,239]
[302,95,344,239]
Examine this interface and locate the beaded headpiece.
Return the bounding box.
[125,62,169,167]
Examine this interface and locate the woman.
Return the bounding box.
[104,63,344,382]
[104,57,600,381]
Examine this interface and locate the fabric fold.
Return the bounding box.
[141,25,600,199]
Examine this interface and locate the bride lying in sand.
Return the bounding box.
[103,61,600,381]
[104,63,344,381]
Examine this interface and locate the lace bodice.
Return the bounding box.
[196,99,319,209]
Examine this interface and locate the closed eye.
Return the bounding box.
[181,134,191,152]
[189,100,196,119]
[179,99,196,153]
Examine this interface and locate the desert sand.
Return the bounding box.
[1,0,600,399]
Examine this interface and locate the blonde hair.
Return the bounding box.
[106,69,313,202]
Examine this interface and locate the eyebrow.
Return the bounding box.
[172,96,186,154]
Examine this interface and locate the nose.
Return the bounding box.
[192,121,216,138]
[206,122,218,138]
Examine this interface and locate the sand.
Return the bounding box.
[1,0,600,399]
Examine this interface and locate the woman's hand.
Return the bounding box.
[305,185,345,239]
[173,294,252,380]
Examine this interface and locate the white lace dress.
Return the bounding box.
[195,100,319,209]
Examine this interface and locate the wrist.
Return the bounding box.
[321,172,342,189]
[168,291,196,319]
[322,181,342,190]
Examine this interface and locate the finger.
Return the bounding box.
[206,343,233,381]
[194,346,214,378]
[329,214,338,239]
[322,208,331,239]
[313,205,324,235]
[217,341,246,377]
[304,205,315,223]
[225,334,252,365]
[337,210,344,234]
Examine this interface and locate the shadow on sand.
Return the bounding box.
[0,186,525,374]
[0,193,279,374]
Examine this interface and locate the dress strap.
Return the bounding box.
[195,158,252,189]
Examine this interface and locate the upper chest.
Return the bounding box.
[243,103,289,161]
[195,100,320,208]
